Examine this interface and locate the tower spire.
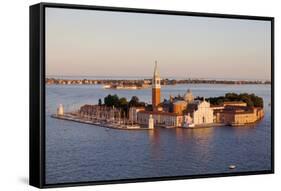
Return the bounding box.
[154,60,159,77]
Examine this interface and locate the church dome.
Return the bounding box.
[184,89,194,103]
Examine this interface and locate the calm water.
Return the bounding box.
[45,84,271,184]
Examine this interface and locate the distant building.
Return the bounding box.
[223,101,247,107]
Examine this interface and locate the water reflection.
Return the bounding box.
[147,127,215,160]
[147,128,161,160]
[182,127,214,141]
[175,127,215,162]
[148,129,157,141]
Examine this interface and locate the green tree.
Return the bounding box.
[98,99,102,106]
[118,97,128,107]
[207,93,263,108]
[104,94,119,107]
[225,92,238,101]
[129,96,140,107]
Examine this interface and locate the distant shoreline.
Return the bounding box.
[46,75,270,81]
[46,78,271,86]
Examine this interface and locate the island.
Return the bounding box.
[52,63,265,130]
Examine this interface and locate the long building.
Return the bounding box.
[137,111,183,127]
[213,105,264,126]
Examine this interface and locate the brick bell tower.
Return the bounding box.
[152,61,161,111]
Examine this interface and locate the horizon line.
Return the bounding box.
[46,75,271,81]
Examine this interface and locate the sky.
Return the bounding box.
[46,7,271,80]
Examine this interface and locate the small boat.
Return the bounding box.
[187,123,195,128]
[229,165,236,169]
[126,125,140,129]
[182,122,195,128]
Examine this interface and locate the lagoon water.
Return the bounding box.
[46,84,271,184]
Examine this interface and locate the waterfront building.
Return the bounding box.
[129,107,145,123]
[182,114,193,127]
[152,61,161,111]
[214,105,264,125]
[184,99,214,125]
[137,111,183,127]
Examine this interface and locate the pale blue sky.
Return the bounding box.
[46,7,271,80]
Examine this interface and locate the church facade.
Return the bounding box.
[185,100,214,125]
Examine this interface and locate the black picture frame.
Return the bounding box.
[30,2,275,188]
